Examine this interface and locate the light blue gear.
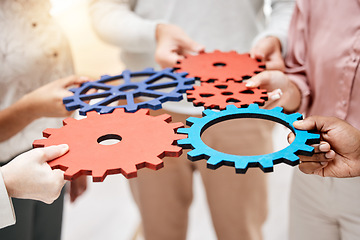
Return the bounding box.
[63,68,194,115]
[177,104,320,173]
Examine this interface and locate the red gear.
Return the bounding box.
[33,109,185,182]
[186,81,268,110]
[174,50,265,83]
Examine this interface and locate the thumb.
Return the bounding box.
[38,144,69,163]
[293,116,326,132]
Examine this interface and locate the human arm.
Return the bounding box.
[247,2,309,113]
[288,116,360,178]
[89,0,159,53]
[89,0,204,68]
[250,0,295,70]
[0,144,69,228]
[0,76,89,142]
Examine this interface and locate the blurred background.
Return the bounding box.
[50,0,293,239]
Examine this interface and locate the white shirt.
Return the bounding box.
[89,0,295,114]
[0,0,74,162]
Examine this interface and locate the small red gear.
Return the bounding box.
[33,109,185,182]
[174,50,265,83]
[186,81,268,110]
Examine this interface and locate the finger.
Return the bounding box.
[299,152,333,163]
[265,57,285,71]
[287,132,295,144]
[250,39,273,60]
[155,44,180,68]
[38,144,69,163]
[268,89,283,101]
[299,161,327,175]
[245,71,272,88]
[293,116,329,131]
[179,36,205,53]
[61,75,91,88]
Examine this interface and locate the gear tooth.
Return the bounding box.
[163,145,183,157]
[143,158,164,170]
[187,149,205,161]
[203,109,216,116]
[42,128,57,137]
[271,106,284,113]
[112,108,125,115]
[68,88,78,94]
[169,122,184,130]
[234,159,249,170]
[258,157,274,170]
[91,169,107,182]
[155,114,172,122]
[246,103,260,110]
[174,133,187,141]
[213,50,221,54]
[63,101,82,111]
[177,128,190,135]
[297,144,315,154]
[124,104,139,113]
[147,99,162,108]
[282,153,300,166]
[100,74,111,80]
[120,165,138,179]
[32,139,47,148]
[304,132,320,144]
[62,96,74,104]
[135,108,150,115]
[288,112,303,122]
[206,157,222,168]
[176,71,189,77]
[63,117,77,126]
[142,67,154,72]
[177,138,191,147]
[64,168,83,181]
[99,106,115,114]
[225,104,238,111]
[86,111,100,117]
[185,117,199,126]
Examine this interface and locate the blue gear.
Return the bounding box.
[177,104,320,173]
[63,68,194,115]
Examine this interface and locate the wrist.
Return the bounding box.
[18,93,41,120]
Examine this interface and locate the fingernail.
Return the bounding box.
[320,162,328,166]
[58,144,69,151]
[245,81,254,87]
[270,93,281,100]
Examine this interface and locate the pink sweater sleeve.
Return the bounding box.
[285,1,311,114]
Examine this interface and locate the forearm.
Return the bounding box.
[0,95,38,142]
[89,0,159,52]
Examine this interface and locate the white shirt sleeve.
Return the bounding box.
[253,0,296,55]
[88,0,161,53]
[0,168,15,229]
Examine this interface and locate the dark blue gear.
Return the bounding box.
[63,68,195,115]
[177,104,320,173]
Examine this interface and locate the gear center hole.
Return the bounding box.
[201,119,291,156]
[97,134,122,145]
[213,62,226,67]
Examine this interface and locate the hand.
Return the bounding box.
[69,175,87,203]
[0,145,69,204]
[250,36,285,71]
[245,70,301,112]
[288,116,360,178]
[21,75,90,118]
[155,23,205,68]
